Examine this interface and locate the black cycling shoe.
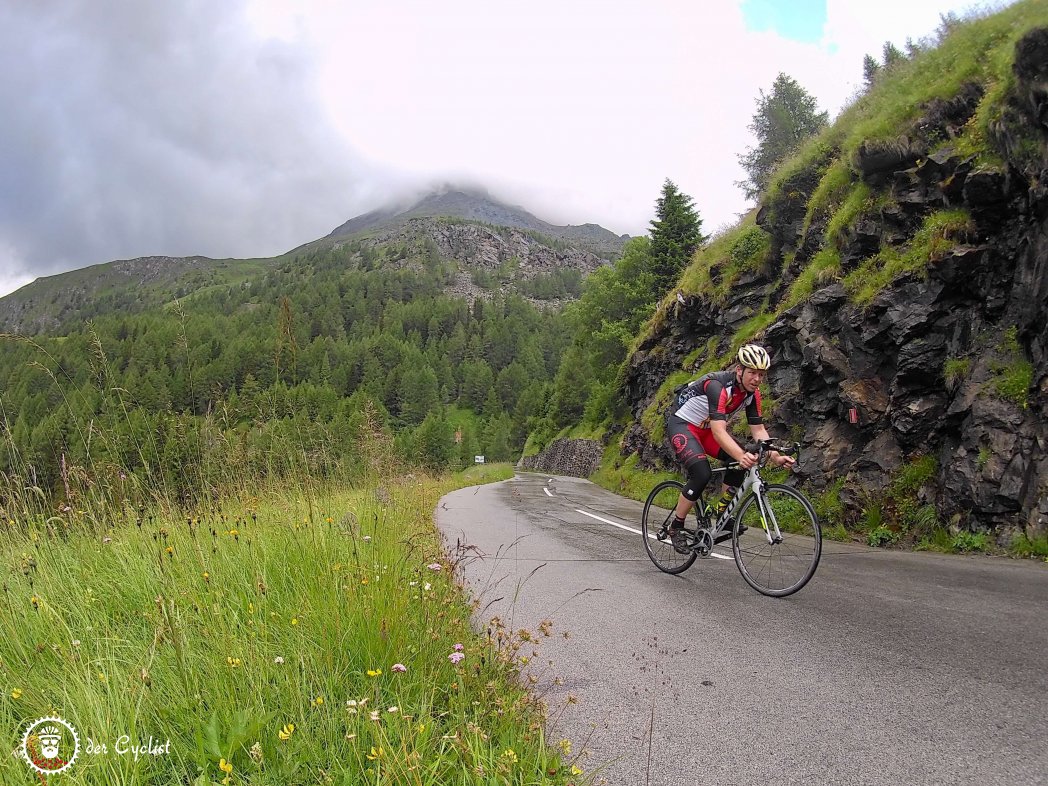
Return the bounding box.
[713,525,747,544]
[667,525,691,554]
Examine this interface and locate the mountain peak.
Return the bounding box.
[325,184,628,258]
[328,185,550,239]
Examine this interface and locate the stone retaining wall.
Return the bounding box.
[517,439,603,478]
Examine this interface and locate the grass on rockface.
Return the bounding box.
[991,326,1034,408]
[0,464,588,785]
[780,248,842,312]
[843,209,974,305]
[944,357,972,386]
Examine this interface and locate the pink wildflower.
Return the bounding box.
[427,563,442,571]
[392,663,407,673]
[453,643,464,652]
[448,652,465,664]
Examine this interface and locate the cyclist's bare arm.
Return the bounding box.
[711,420,757,468]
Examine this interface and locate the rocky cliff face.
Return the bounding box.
[622,28,1048,543]
[340,216,612,306]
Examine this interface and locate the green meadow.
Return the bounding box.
[1,454,589,785]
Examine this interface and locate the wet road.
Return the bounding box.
[435,472,1048,786]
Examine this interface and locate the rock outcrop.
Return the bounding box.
[622,28,1048,541]
[350,217,610,306]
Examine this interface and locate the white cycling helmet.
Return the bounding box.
[737,344,771,370]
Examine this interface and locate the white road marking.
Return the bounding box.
[543,487,554,497]
[574,509,733,561]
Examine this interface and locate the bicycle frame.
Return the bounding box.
[707,449,789,545]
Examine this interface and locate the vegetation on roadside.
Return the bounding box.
[0,408,588,784]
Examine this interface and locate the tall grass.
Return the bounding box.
[0,340,587,784]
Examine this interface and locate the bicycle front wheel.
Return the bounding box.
[642,480,697,575]
[733,484,821,597]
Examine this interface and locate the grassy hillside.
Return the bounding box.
[653,0,1045,356]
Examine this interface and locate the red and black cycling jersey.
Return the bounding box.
[672,369,763,429]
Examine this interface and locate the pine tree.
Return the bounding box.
[736,73,829,200]
[649,180,703,297]
[881,41,906,69]
[862,54,881,88]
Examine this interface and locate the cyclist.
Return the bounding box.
[665,343,795,553]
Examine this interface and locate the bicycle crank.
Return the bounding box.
[693,529,714,557]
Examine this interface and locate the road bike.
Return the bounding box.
[641,439,821,597]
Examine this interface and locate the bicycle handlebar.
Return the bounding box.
[723,439,801,470]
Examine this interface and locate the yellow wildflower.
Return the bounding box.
[366,746,384,761]
[501,748,518,764]
[291,617,299,626]
[366,669,382,677]
[219,758,233,775]
[227,657,242,668]
[278,723,295,741]
[11,688,22,700]
[312,696,324,707]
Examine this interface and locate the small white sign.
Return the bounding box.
[474,455,485,464]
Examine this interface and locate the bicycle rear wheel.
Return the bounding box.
[732,484,821,597]
[642,480,697,574]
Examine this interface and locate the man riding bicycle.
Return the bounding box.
[665,343,795,553]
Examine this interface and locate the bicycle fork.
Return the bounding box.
[743,472,784,545]
[754,487,784,544]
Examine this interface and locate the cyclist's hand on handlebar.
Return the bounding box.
[738,451,759,469]
[773,453,796,470]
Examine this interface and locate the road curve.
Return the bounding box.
[435,472,1048,786]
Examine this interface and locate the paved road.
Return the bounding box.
[435,472,1048,786]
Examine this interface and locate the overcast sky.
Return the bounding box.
[0,0,1009,298]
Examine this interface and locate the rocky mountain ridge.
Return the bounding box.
[333,215,613,308]
[0,188,625,335]
[326,186,627,258]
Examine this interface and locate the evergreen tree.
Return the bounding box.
[881,41,906,69]
[862,54,881,88]
[649,180,703,297]
[398,364,439,427]
[413,409,454,470]
[736,73,829,200]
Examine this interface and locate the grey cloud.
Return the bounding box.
[0,0,386,290]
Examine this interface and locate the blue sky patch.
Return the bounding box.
[741,0,828,43]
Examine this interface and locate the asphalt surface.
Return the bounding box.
[434,472,1048,786]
